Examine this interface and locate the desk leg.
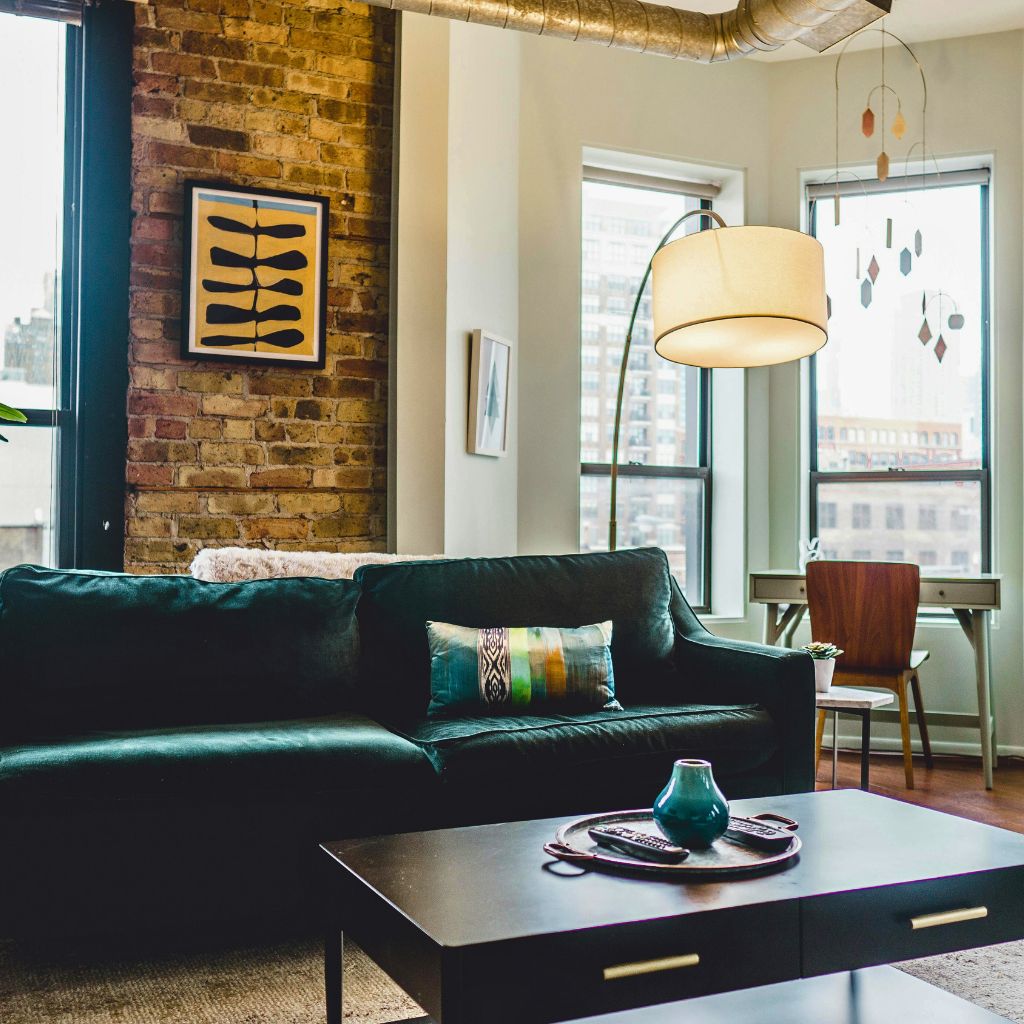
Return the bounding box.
[325,928,343,1024]
[781,606,807,649]
[832,712,839,789]
[972,610,996,790]
[762,603,806,648]
[860,711,871,791]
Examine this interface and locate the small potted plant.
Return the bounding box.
[802,641,844,693]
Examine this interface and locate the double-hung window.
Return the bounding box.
[578,170,715,610]
[0,1,131,571]
[808,169,991,575]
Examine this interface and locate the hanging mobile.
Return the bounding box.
[920,291,965,363]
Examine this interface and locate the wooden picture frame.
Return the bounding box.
[467,329,512,457]
[181,180,329,368]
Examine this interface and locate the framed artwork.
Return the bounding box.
[181,181,329,368]
[467,329,512,457]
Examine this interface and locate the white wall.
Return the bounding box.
[391,16,519,557]
[443,23,520,556]
[390,13,449,555]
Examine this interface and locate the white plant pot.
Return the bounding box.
[813,658,836,694]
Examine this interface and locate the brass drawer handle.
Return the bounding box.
[910,906,988,930]
[603,953,700,980]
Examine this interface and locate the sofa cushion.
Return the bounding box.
[355,548,678,720]
[426,620,620,716]
[0,566,362,740]
[0,714,434,800]
[398,703,778,784]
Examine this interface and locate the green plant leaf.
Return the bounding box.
[0,402,27,423]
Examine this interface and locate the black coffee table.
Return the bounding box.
[320,790,1024,1024]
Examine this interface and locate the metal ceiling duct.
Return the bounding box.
[367,0,890,62]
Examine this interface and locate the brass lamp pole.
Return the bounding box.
[608,208,726,551]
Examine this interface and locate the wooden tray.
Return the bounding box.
[544,809,801,877]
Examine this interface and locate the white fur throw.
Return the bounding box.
[190,547,441,583]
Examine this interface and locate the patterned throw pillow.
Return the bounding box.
[426,620,620,716]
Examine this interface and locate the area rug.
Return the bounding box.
[0,936,422,1024]
[2,935,1023,1024]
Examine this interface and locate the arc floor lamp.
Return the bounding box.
[608,210,828,550]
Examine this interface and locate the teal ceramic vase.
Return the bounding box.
[653,759,730,850]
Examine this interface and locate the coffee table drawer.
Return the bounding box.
[460,902,801,1024]
[802,866,1024,976]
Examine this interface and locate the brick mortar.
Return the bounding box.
[127,0,394,573]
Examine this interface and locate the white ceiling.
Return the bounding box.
[670,0,1024,61]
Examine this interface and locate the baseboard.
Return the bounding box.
[823,734,1024,759]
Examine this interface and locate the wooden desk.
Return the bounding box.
[749,570,1001,789]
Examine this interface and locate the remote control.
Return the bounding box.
[588,825,688,864]
[724,816,796,851]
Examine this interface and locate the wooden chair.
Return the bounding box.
[807,560,932,789]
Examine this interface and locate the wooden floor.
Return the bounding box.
[817,749,1024,832]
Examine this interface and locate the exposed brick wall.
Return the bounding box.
[127,0,394,572]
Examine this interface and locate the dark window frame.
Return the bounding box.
[580,187,714,612]
[807,173,992,576]
[3,2,131,570]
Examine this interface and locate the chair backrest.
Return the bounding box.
[806,560,919,673]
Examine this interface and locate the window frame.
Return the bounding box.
[2,2,131,570]
[807,172,992,576]
[579,183,714,612]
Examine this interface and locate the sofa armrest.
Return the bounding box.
[670,581,815,793]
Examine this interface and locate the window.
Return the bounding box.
[579,176,712,609]
[808,170,990,577]
[885,505,904,530]
[851,549,872,561]
[951,507,972,530]
[0,16,66,569]
[886,549,905,561]
[0,4,132,571]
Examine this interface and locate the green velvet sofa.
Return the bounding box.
[0,548,814,937]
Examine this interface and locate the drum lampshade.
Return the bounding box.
[651,225,828,368]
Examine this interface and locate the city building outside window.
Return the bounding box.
[885,505,904,530]
[579,174,712,609]
[852,504,872,529]
[808,169,990,576]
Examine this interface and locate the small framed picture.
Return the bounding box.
[467,329,512,457]
[181,181,329,368]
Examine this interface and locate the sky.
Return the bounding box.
[0,15,64,339]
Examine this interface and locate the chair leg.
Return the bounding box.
[815,708,827,773]
[897,681,915,789]
[910,670,933,769]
